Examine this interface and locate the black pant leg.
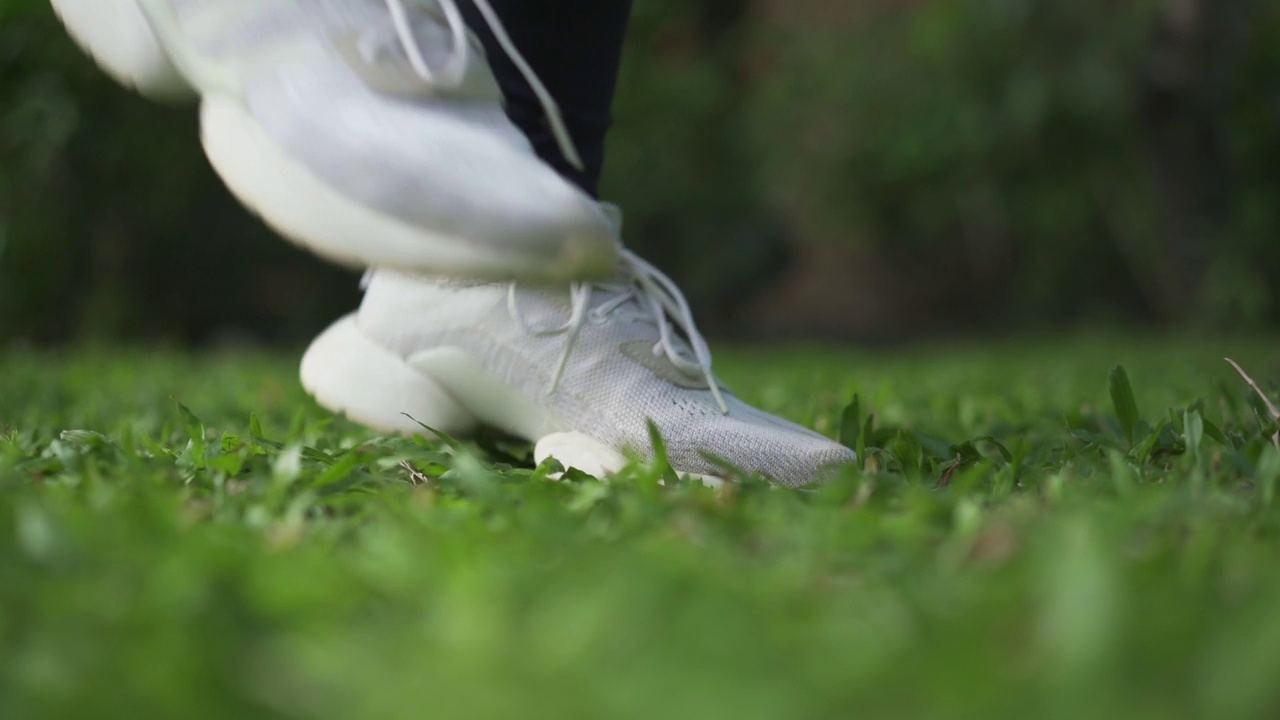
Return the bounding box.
[460,0,634,197]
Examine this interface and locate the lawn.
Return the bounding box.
[2,336,1280,720]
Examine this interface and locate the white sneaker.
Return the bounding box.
[300,217,857,487]
[49,0,618,281]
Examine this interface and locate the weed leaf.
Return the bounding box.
[839,395,861,451]
[1110,365,1140,446]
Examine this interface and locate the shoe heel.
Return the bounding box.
[301,314,479,437]
[50,0,195,101]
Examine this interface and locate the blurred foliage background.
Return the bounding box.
[1,0,1278,344]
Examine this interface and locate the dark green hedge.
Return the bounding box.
[2,0,1277,342]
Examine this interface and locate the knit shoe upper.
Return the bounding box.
[348,253,857,487]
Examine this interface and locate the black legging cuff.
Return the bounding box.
[460,0,633,198]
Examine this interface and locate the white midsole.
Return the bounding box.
[299,315,478,437]
[200,96,612,280]
[533,432,723,487]
[301,315,725,486]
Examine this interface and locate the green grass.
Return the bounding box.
[3,336,1280,720]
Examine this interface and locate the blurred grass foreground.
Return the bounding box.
[4,339,1280,718]
[2,0,1279,343]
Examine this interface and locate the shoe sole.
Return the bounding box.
[201,97,618,280]
[300,314,724,486]
[51,0,620,282]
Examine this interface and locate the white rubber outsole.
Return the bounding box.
[301,315,724,486]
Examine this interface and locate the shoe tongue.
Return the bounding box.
[509,281,714,390]
[510,280,631,326]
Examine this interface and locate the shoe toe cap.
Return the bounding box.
[665,411,858,487]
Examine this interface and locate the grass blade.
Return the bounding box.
[1110,365,1140,446]
[1184,410,1204,465]
[1226,358,1280,449]
[839,395,861,451]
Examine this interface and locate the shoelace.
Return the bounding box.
[507,250,731,415]
[385,0,584,170]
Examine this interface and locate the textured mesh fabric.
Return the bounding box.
[358,271,858,487]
